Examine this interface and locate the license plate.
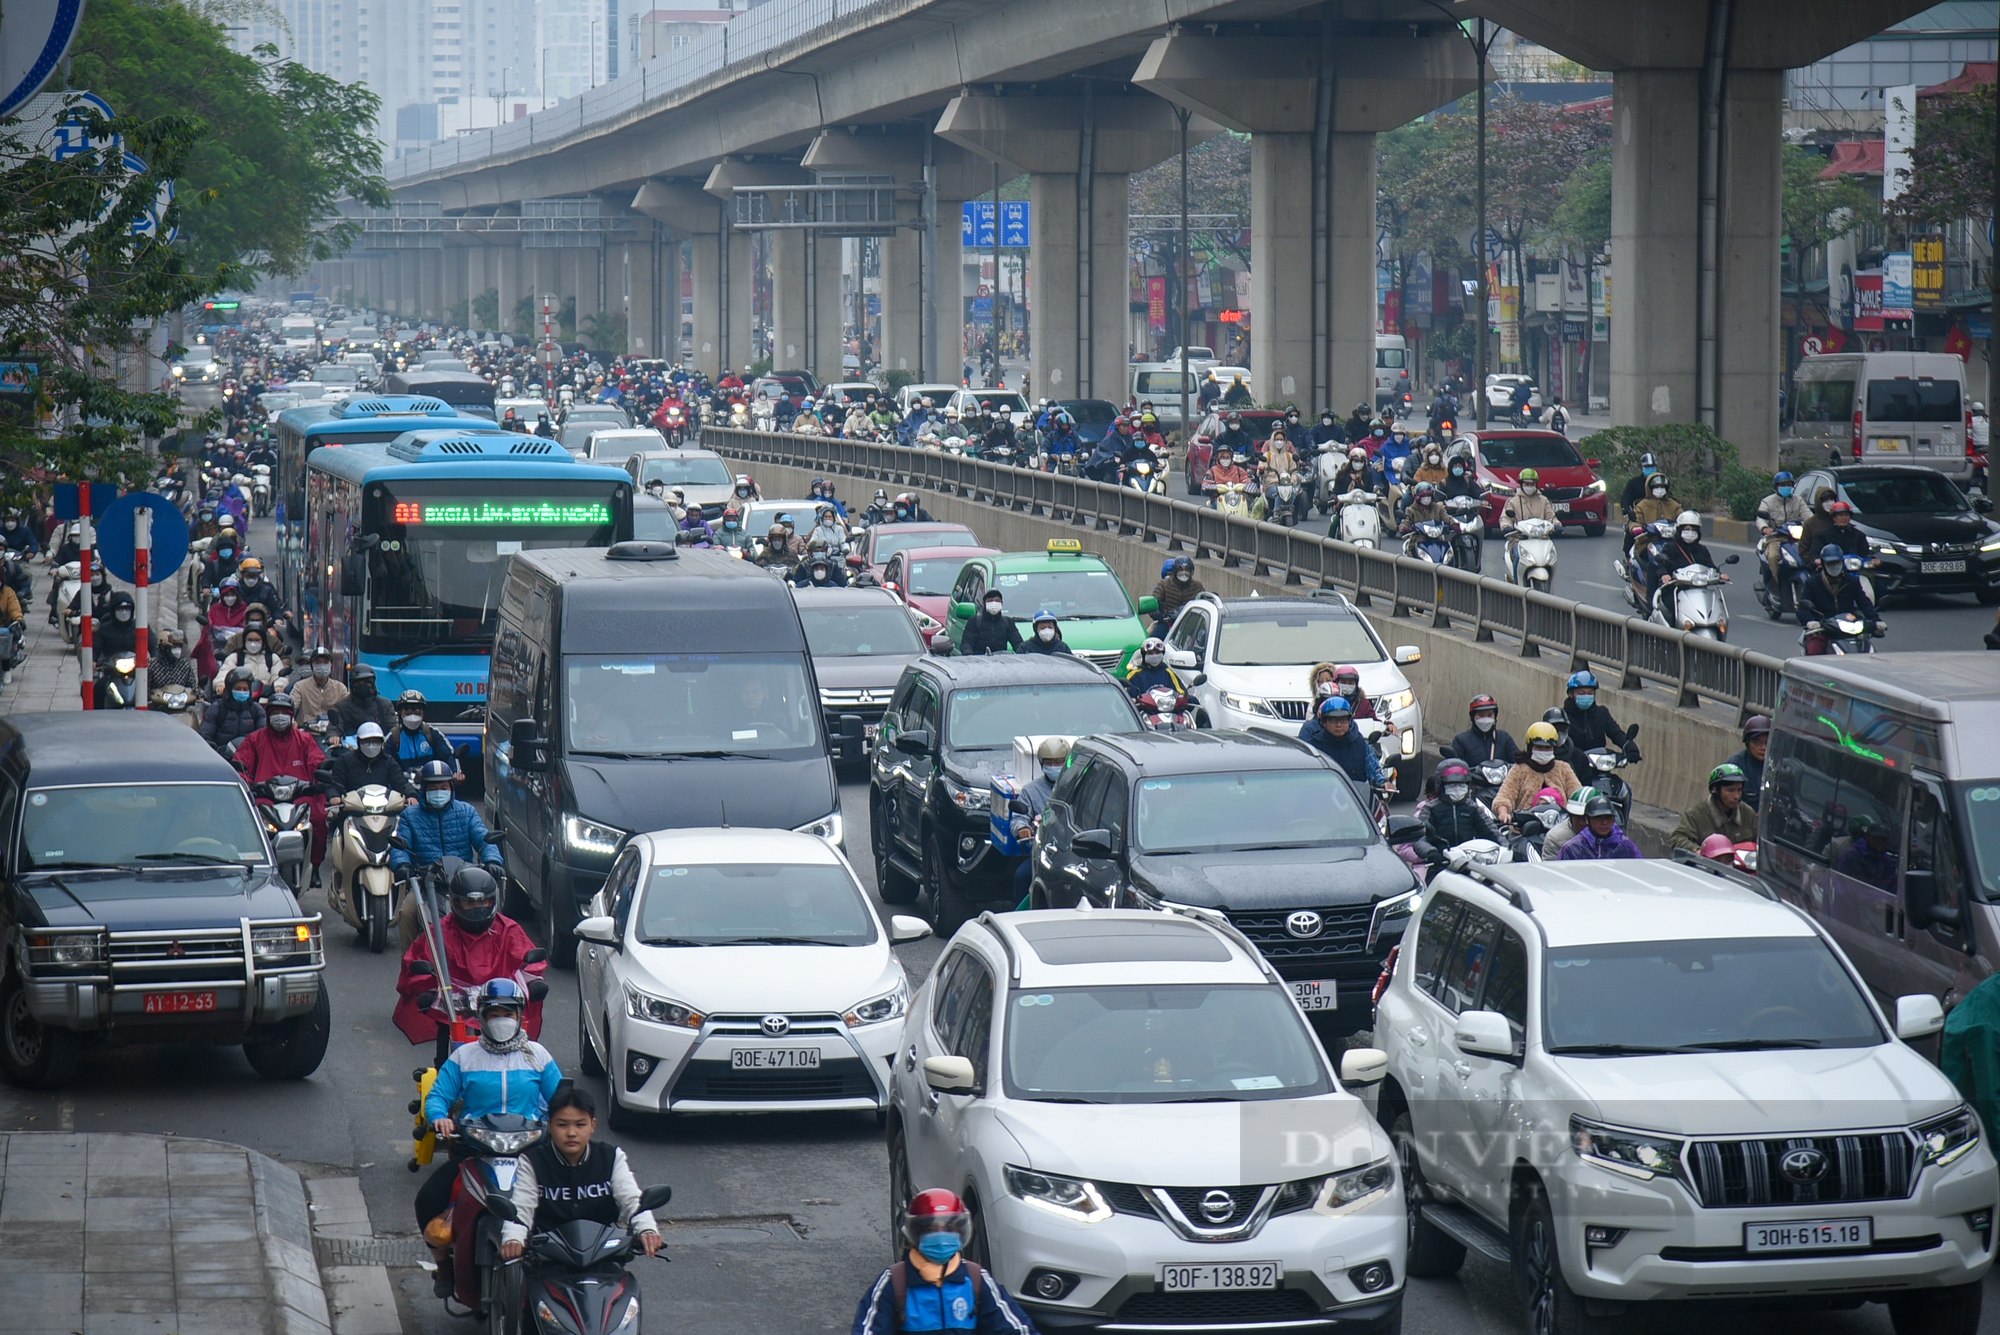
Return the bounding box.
[731,1047,821,1070]
[143,990,217,1014]
[1157,1262,1282,1292]
[1290,980,1337,1012]
[1744,1218,1872,1254]
[1553,501,1570,512]
[490,1158,518,1192]
[864,723,881,743]
[1873,438,1905,452]
[1922,560,1966,574]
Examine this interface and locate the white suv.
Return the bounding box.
[1374,859,1996,1334]
[889,908,1406,1333]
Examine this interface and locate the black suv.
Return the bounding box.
[870,654,1145,933]
[1030,730,1419,1037]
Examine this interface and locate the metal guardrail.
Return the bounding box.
[706,427,1787,717]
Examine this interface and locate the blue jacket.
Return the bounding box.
[393,797,502,870]
[1557,824,1644,860]
[1123,665,1182,699]
[1297,718,1386,785]
[424,1038,563,1123]
[852,1261,1036,1335]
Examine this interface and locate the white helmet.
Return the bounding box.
[1675,510,1702,529]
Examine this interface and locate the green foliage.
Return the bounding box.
[72,0,389,280]
[1552,156,1611,252]
[511,295,534,337]
[470,288,500,330]
[1781,145,1880,254]
[1585,422,1740,511]
[1889,80,1997,230]
[1720,463,1775,522]
[580,311,627,355]
[880,368,916,396]
[1129,132,1251,267]
[747,356,773,379]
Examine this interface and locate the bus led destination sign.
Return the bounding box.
[392,499,612,526]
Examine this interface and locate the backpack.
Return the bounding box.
[888,1259,984,1332]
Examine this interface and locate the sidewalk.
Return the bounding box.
[0,1132,333,1335]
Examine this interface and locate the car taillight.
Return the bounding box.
[1968,409,1977,457]
[1852,408,1863,458]
[1372,945,1400,1008]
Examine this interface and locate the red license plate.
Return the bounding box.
[143,990,218,1014]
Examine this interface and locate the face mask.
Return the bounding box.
[916,1233,962,1263]
[1650,486,1667,498]
[1471,715,1496,734]
[1680,529,1701,544]
[1042,764,1064,783]
[1143,653,1164,668]
[169,647,184,660]
[312,663,331,680]
[231,688,251,703]
[269,714,292,732]
[244,640,264,656]
[724,521,738,531]
[353,682,375,701]
[359,740,384,758]
[403,713,424,729]
[1444,783,1470,803]
[983,600,1002,615]
[222,593,239,606]
[425,788,452,810]
[1451,466,1465,477]
[219,548,234,560]
[1820,499,1833,512]
[115,609,131,621]
[483,1016,519,1043]
[1777,486,1793,498]
[1530,747,1555,765]
[1036,626,1056,642]
[1575,693,1596,710]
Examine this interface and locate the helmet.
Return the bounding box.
[1828,499,1854,517]
[1583,795,1619,820]
[1647,473,1671,491]
[475,974,526,1017]
[1565,670,1598,692]
[903,1188,973,1246]
[417,759,455,787]
[1413,481,1437,501]
[1141,635,1166,657]
[1639,452,1657,470]
[1170,556,1193,577]
[1317,695,1355,719]
[1819,542,1847,566]
[1774,470,1794,484]
[1708,762,1747,791]
[237,557,263,577]
[397,688,426,709]
[451,866,501,933]
[1436,759,1471,784]
[1035,737,1072,765]
[1525,721,1560,746]
[1565,785,1601,817]
[264,691,294,713]
[1541,707,1568,731]
[1741,714,1772,741]
[1469,693,1498,717]
[355,721,385,744]
[1518,467,1540,484]
[1675,509,1702,528]
[1348,446,1367,463]
[225,666,257,691]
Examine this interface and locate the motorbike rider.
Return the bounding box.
[1626,471,1683,563]
[1122,637,1187,699]
[1670,762,1756,854]
[757,524,796,572]
[201,666,268,753]
[1019,608,1070,656]
[807,503,848,556]
[1425,759,1509,849]
[893,492,935,523]
[730,474,763,506]
[1755,471,1810,585]
[331,664,399,739]
[1148,556,1204,633]
[1211,412,1254,464]
[1499,468,1560,579]
[415,977,562,1292]
[93,589,138,658]
[0,509,40,557]
[1204,446,1258,504]
[498,1085,662,1263]
[854,1188,1040,1335]
[1618,452,1661,517]
[1330,446,1386,498]
[1805,497,1869,564]
[1298,695,1388,788]
[324,721,418,797]
[232,692,329,869]
[714,506,754,553]
[1009,739,1070,903]
[1539,785,1602,860]
[1798,543,1885,654]
[1560,670,1640,761]
[148,629,202,691]
[960,588,1022,656]
[1397,482,1450,539]
[1493,721,1581,822]
[212,617,287,694]
[1305,662,1376,721]
[1440,452,1482,502]
[789,544,849,589]
[1726,715,1771,811]
[232,556,288,630]
[1556,794,1644,860]
[1261,426,1298,483]
[1443,694,1518,765]
[288,647,350,725]
[1647,511,1725,616]
[1409,442,1449,487]
[392,761,506,946]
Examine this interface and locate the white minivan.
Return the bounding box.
[1788,352,1970,482]
[1373,335,1408,411]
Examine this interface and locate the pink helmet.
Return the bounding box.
[1533,787,1566,808]
[1699,833,1736,861]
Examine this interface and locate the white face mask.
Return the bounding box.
[358,741,384,758]
[483,1016,519,1043]
[312,663,331,680]
[983,600,1002,615]
[1143,653,1164,668]
[1036,626,1055,642]
[1473,715,1495,733]
[1530,747,1555,764]
[1443,783,1470,802]
[1679,529,1701,544]
[403,713,424,729]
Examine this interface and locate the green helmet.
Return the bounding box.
[1708,762,1747,791]
[1565,785,1601,818]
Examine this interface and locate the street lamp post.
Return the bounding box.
[1176,105,1191,440]
[1474,16,1491,429]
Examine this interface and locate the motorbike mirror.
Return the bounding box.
[415,990,438,1011]
[388,833,409,850]
[522,947,548,965]
[526,980,549,1003]
[408,960,435,977]
[1724,553,1741,565]
[638,1184,674,1213]
[1385,815,1427,846]
[485,1195,521,1224]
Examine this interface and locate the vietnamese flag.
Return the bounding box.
[1946,324,1973,361]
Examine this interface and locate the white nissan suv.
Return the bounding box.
[889,908,1405,1333]
[1374,858,1996,1335]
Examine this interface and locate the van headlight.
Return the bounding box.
[1311,1158,1396,1215]
[794,811,843,845]
[1004,1167,1112,1223]
[1917,1107,1982,1168]
[564,815,627,857]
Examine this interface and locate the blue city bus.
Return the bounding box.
[274,396,506,612]
[302,431,633,774]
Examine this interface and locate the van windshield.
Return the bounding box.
[1793,379,1855,423]
[1867,378,1961,423]
[1957,782,2000,901]
[564,652,821,757]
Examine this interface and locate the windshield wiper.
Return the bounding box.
[638,936,711,947]
[133,853,251,870]
[569,750,653,760]
[1547,1044,1684,1056]
[710,935,844,946]
[658,750,772,760]
[388,642,483,670]
[1677,1038,1825,1051]
[23,861,125,874]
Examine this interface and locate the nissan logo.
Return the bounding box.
[1780,1148,1829,1183]
[760,1015,790,1037]
[1285,911,1324,939]
[1199,1190,1237,1224]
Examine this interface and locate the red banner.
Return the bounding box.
[1946,324,1974,360]
[1147,276,1166,332]
[1853,272,1883,332]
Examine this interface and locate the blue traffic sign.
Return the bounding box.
[961,201,1030,248]
[93,491,190,585]
[52,481,118,520]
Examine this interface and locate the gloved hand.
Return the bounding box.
[1873,621,1888,636]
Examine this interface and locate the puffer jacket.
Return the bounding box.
[1557,823,1644,860]
[1669,795,1756,854]
[200,696,266,752]
[422,1038,563,1123]
[392,797,501,870]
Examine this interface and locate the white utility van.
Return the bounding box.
[1788,351,1970,482]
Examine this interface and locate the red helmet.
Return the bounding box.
[1468,693,1498,717]
[904,1188,972,1245]
[1699,833,1736,861]
[1334,664,1361,687]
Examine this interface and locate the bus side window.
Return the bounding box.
[1907,783,1966,924]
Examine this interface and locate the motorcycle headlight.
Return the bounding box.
[793,811,843,845]
[463,1124,545,1155]
[626,984,702,1029]
[1917,1107,1982,1168]
[1220,691,1274,718]
[1311,1157,1396,1216]
[844,976,909,1026]
[1571,1117,1683,1181]
[610,1296,641,1335]
[563,815,627,858]
[1004,1166,1112,1223]
[1585,479,1606,494]
[1378,689,1415,715]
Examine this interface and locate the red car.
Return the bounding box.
[1454,428,1609,536]
[1184,409,1287,495]
[852,521,979,583]
[881,544,999,646]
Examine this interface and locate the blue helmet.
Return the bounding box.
[1820,542,1848,567]
[478,977,527,1014]
[1318,695,1354,719]
[1566,669,1598,692]
[1032,608,1060,626]
[1774,470,1794,484]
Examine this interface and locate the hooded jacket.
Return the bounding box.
[1557,823,1643,860]
[394,913,546,1044]
[1296,718,1385,785]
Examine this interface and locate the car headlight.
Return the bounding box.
[844,976,909,1026]
[1869,539,1899,555]
[1378,689,1415,714]
[1004,1166,1112,1223]
[1220,691,1274,718]
[1917,1107,1982,1168]
[1570,1117,1683,1181]
[1979,535,2000,553]
[25,929,105,969]
[1584,479,1606,494]
[626,983,702,1029]
[564,815,627,857]
[794,811,843,844]
[939,774,984,812]
[251,924,315,959]
[1312,1157,1396,1216]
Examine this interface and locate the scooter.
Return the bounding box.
[1444,495,1485,570]
[1403,518,1454,566]
[1124,455,1168,494]
[488,1186,674,1335]
[150,684,202,727]
[1264,472,1302,526]
[1651,558,1738,639]
[435,1113,547,1326]
[1465,757,1511,813]
[1804,611,1883,656]
[1210,481,1257,520]
[661,404,688,447]
[52,560,83,645]
[1580,738,1639,829]
[1507,517,1560,592]
[254,775,315,894]
[1334,490,1384,549]
[1136,685,1200,732]
[1313,453,1344,518]
[93,653,139,709]
[321,782,406,953]
[1611,521,1676,614]
[1755,522,1806,620]
[251,464,273,517]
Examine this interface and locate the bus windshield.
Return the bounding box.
[362,478,623,653]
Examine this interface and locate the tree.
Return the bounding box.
[70,0,389,279]
[1552,156,1610,254]
[471,288,500,330]
[1129,131,1251,267]
[580,311,627,355]
[1888,80,1996,230]
[1780,144,1879,255]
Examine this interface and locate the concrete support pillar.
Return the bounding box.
[808,232,845,388]
[882,205,924,377]
[422,249,446,321]
[775,230,848,383]
[1249,134,1313,406]
[934,202,966,386]
[398,251,421,319]
[443,247,469,321]
[1023,173,1131,401]
[623,232,660,357]
[1327,133,1381,416]
[689,233,723,377]
[773,230,809,369]
[724,228,754,378]
[495,244,520,337]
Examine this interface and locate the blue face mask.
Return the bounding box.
[425,788,452,810]
[1574,693,1596,710]
[1042,764,1064,783]
[231,689,251,703]
[1777,486,1793,497]
[916,1232,962,1263]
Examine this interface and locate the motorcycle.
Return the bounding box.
[431,1113,546,1326]
[52,559,83,645]
[1651,559,1738,639]
[1804,611,1883,656]
[661,405,688,447]
[251,464,273,517]
[1312,453,1344,518]
[1136,685,1200,732]
[487,1186,674,1335]
[150,684,202,727]
[1123,455,1168,494]
[321,782,406,952]
[1611,521,1676,614]
[1264,472,1302,526]
[1403,518,1454,566]
[1507,516,1560,592]
[1210,481,1257,520]
[1444,495,1485,570]
[1755,521,1807,620]
[93,653,139,710]
[1334,490,1384,549]
[1581,739,1638,829]
[254,775,315,894]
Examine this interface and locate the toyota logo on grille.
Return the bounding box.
[1285,911,1324,939]
[1780,1147,1829,1183]
[1199,1190,1237,1223]
[760,1015,790,1037]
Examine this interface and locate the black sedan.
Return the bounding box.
[1792,464,2000,605]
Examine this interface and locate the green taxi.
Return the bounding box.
[944,539,1158,674]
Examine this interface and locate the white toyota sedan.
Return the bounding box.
[574,827,930,1126]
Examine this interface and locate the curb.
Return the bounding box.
[249,1145,336,1335]
[1708,516,1753,544]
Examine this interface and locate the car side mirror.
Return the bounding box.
[1137,596,1160,615]
[1181,671,1206,689]
[1338,1047,1388,1087]
[1071,828,1116,859]
[1393,645,1421,665]
[1896,994,1945,1041]
[923,1055,977,1093]
[509,718,550,773]
[340,552,366,598]
[522,947,547,965]
[638,1184,673,1214]
[1167,649,1197,670]
[894,729,932,757]
[1454,1010,1516,1058]
[889,914,932,944]
[1587,458,1601,469]
[574,915,620,946]
[407,959,435,977]
[1385,815,1427,846]
[1904,869,1960,931]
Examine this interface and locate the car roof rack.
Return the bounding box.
[975,912,1022,981]
[1667,849,1776,899]
[1445,863,1534,913]
[1155,902,1281,984]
